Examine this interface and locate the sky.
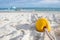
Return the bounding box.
[0,0,60,8]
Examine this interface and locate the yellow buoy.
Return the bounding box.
[36,18,51,32]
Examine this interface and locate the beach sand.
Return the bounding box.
[0,11,60,40]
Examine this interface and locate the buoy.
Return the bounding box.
[35,18,51,32]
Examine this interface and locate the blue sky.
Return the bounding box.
[0,0,60,8]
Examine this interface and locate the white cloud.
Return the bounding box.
[43,0,59,1]
[0,0,60,8]
[41,0,59,3]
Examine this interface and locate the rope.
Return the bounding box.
[44,29,56,40]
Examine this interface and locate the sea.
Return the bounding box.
[0,8,60,11]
